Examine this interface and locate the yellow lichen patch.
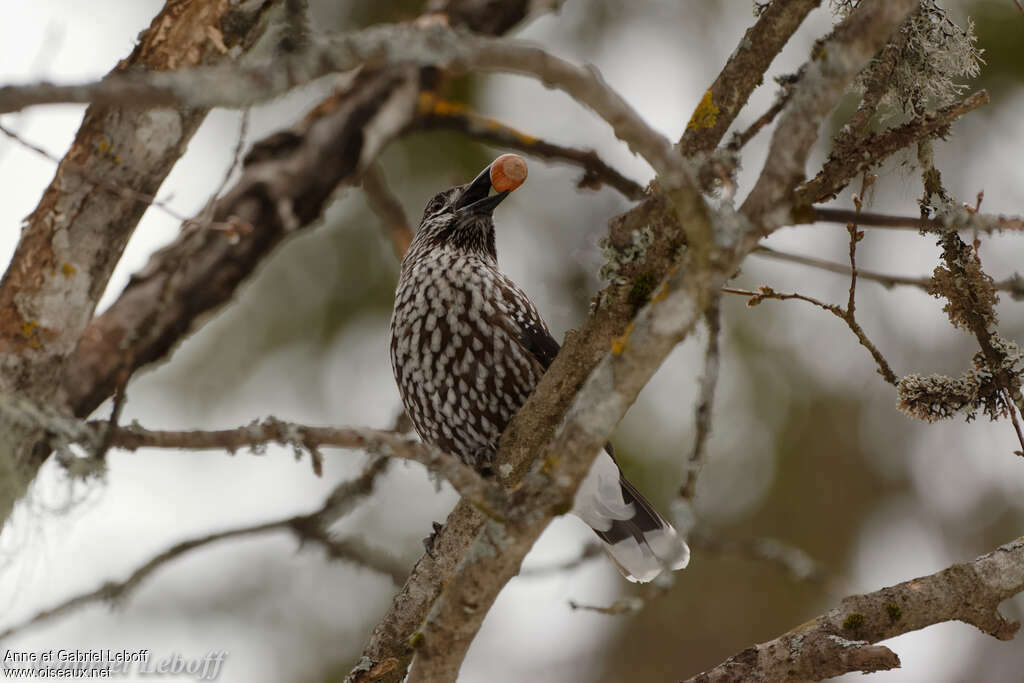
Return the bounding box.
[651,280,672,305]
[21,320,40,349]
[482,118,538,145]
[686,89,720,131]
[611,321,636,355]
[417,92,466,116]
[61,263,76,277]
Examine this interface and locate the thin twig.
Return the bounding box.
[97,419,510,520]
[807,206,1024,234]
[0,457,400,641]
[415,95,644,201]
[723,283,898,385]
[568,597,644,616]
[754,248,1024,298]
[688,530,825,583]
[0,122,186,221]
[680,299,721,500]
[362,163,414,259]
[196,108,251,229]
[727,76,797,152]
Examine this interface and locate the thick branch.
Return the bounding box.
[687,538,1024,682]
[410,2,919,679]
[61,65,422,418]
[741,0,919,233]
[797,90,990,204]
[678,0,822,157]
[0,0,279,531]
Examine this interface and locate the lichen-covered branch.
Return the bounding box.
[798,90,989,204]
[741,0,919,233]
[678,0,822,157]
[686,538,1024,682]
[0,0,280,532]
[408,3,919,679]
[60,64,421,421]
[754,246,1024,299]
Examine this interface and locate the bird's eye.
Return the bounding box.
[427,197,445,214]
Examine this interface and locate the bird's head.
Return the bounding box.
[406,154,527,263]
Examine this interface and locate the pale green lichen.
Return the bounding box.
[598,225,655,285]
[897,338,1023,423]
[835,0,982,114]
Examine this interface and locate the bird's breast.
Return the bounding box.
[389,252,541,466]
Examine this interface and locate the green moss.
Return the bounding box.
[628,272,657,312]
[551,500,572,516]
[885,602,902,623]
[843,613,865,630]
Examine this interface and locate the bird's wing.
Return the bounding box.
[497,275,561,371]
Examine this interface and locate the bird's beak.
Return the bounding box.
[453,164,510,215]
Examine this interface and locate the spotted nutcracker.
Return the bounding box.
[389,154,689,582]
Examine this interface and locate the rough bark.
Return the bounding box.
[0,0,278,528]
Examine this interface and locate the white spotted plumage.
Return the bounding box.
[389,169,689,582]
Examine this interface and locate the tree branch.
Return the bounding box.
[797,90,990,204]
[686,538,1024,682]
[101,419,509,519]
[0,457,403,641]
[389,2,921,679]
[807,206,1024,233]
[678,0,822,157]
[361,163,414,259]
[0,0,280,528]
[413,94,644,200]
[741,0,919,234]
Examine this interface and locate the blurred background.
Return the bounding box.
[1,1,1023,681]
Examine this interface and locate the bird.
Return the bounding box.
[388,154,689,582]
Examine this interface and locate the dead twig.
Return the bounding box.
[414,94,644,201]
[362,163,414,259]
[0,457,402,642]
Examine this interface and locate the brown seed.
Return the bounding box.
[490,154,528,193]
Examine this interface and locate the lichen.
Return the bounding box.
[611,322,635,356]
[686,89,720,131]
[897,372,980,422]
[598,225,655,285]
[898,336,1024,424]
[885,602,902,623]
[627,272,657,312]
[843,613,865,630]
[928,239,999,330]
[838,0,982,115]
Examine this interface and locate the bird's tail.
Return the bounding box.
[571,450,690,583]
